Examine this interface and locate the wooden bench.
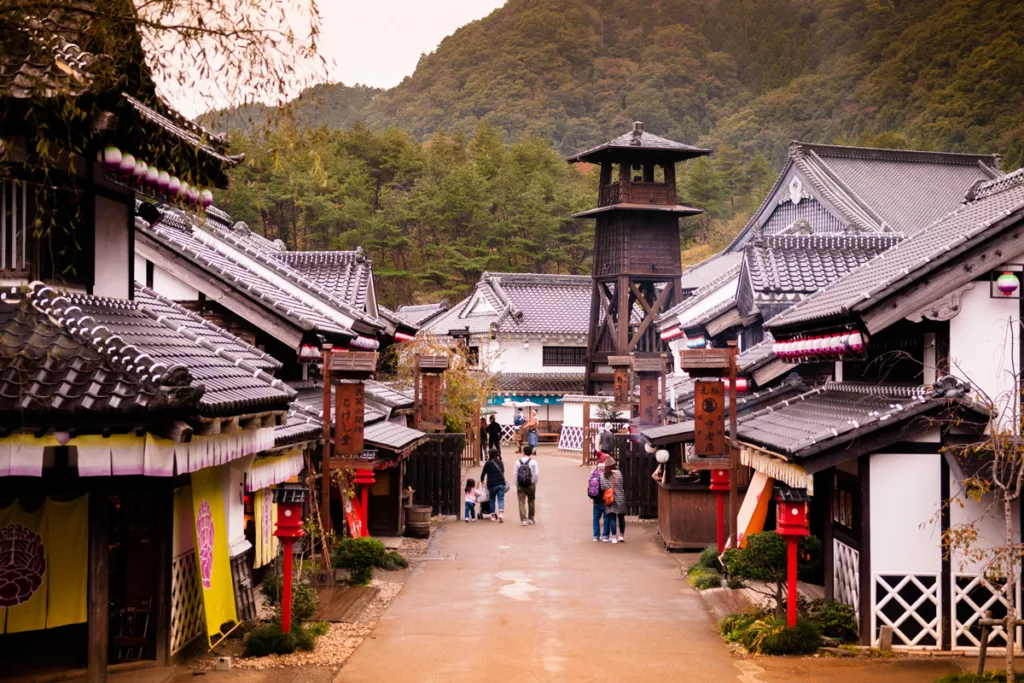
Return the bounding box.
[538,432,559,444]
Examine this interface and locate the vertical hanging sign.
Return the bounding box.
[694,380,726,456]
[334,382,365,457]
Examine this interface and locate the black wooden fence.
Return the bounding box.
[405,433,464,517]
[614,435,659,518]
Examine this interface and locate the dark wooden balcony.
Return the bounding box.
[598,181,677,207]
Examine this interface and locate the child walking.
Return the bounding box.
[464,478,478,522]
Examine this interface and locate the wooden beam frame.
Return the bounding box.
[87,488,110,683]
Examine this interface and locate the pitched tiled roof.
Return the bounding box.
[567,124,710,163]
[57,290,292,415]
[0,285,188,422]
[121,93,237,166]
[746,234,902,294]
[727,142,1002,251]
[290,389,425,453]
[658,264,740,328]
[364,381,415,411]
[274,248,373,312]
[134,283,281,371]
[493,372,586,396]
[274,404,324,447]
[0,4,99,99]
[767,169,1024,332]
[737,381,984,461]
[680,253,744,291]
[137,206,360,340]
[428,272,592,337]
[395,302,449,327]
[803,142,1001,236]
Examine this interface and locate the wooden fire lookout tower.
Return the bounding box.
[568,122,710,394]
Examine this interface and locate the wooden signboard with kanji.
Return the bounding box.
[694,380,726,456]
[334,382,365,456]
[637,375,659,425]
[419,373,443,430]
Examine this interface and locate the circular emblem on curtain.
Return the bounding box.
[196,500,215,589]
[0,523,46,607]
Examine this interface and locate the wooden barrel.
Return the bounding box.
[404,504,432,538]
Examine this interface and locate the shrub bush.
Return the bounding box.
[721,612,820,655]
[261,569,319,623]
[687,567,722,591]
[332,537,387,585]
[935,674,1024,683]
[243,619,331,657]
[807,600,858,642]
[693,544,722,572]
[741,615,821,655]
[380,550,409,570]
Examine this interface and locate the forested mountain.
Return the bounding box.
[207,0,1024,306]
[206,0,1024,168]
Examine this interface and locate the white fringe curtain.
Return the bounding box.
[245,449,304,492]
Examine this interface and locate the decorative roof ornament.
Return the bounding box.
[629,121,644,146]
[788,177,803,206]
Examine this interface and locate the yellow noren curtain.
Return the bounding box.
[190,467,238,644]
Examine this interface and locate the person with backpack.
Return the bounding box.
[588,452,607,541]
[480,448,506,522]
[515,445,540,526]
[599,456,627,543]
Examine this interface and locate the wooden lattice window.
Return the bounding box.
[543,346,587,367]
[1,179,30,275]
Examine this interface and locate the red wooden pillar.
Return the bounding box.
[710,468,730,554]
[775,489,810,628]
[272,484,308,633]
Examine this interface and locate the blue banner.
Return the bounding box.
[487,395,563,406]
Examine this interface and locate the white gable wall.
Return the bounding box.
[93,195,131,299]
[949,283,1019,421]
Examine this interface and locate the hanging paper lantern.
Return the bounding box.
[102,145,122,169]
[189,187,200,204]
[157,170,170,193]
[179,181,190,200]
[133,159,147,182]
[168,176,181,196]
[145,166,160,186]
[997,271,1020,297]
[118,153,135,176]
[849,332,865,353]
[199,188,214,208]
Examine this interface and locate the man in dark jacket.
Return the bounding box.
[480,448,506,522]
[487,415,503,455]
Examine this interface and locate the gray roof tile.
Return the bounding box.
[680,253,744,291]
[274,248,373,312]
[768,169,1024,331]
[746,234,902,295]
[494,372,586,396]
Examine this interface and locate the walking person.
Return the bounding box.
[598,422,615,457]
[487,414,503,456]
[478,417,488,464]
[464,478,478,522]
[515,445,540,526]
[588,452,607,541]
[480,448,506,522]
[513,408,526,453]
[599,456,627,543]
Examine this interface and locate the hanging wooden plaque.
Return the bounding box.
[334,382,365,456]
[419,373,443,430]
[694,380,726,456]
[637,375,660,425]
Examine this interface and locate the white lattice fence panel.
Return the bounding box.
[558,426,583,451]
[833,539,860,625]
[953,574,1022,650]
[873,573,940,648]
[170,551,204,654]
[500,424,517,443]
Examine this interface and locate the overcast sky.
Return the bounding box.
[170,1,506,116]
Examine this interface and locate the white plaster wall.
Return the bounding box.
[134,253,148,287]
[563,402,584,428]
[493,403,517,425]
[950,475,1021,575]
[152,264,200,300]
[93,195,130,299]
[949,284,1020,421]
[870,452,942,574]
[486,337,588,374]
